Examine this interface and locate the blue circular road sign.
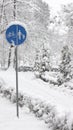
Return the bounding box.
[6,24,27,45]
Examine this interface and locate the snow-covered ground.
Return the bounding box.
[0,69,73,120]
[0,95,48,130]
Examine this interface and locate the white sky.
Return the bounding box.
[43,0,73,15]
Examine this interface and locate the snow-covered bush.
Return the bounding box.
[18,66,33,72]
[3,88,14,99]
[0,81,72,130]
[11,92,24,105]
[10,92,16,103]
[60,79,73,90]
[71,123,73,130]
[0,86,5,94]
[52,116,69,130]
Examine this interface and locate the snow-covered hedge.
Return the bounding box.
[0,81,72,130]
[18,66,34,72]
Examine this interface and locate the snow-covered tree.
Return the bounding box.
[62,4,73,28]
[40,48,51,73]
[58,45,72,85]
[61,4,73,47]
[0,0,50,68]
[34,47,51,79]
[34,50,41,71]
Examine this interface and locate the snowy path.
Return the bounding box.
[0,70,73,117]
[0,96,48,130]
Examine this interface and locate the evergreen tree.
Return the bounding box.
[34,50,41,72]
[40,48,51,73]
[58,45,72,85]
[34,47,51,79]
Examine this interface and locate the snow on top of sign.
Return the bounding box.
[6,21,27,29]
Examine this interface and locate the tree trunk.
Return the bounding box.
[8,0,17,69]
[8,45,15,69]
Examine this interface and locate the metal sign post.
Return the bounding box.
[16,25,19,117]
[15,45,19,117]
[6,23,27,118]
